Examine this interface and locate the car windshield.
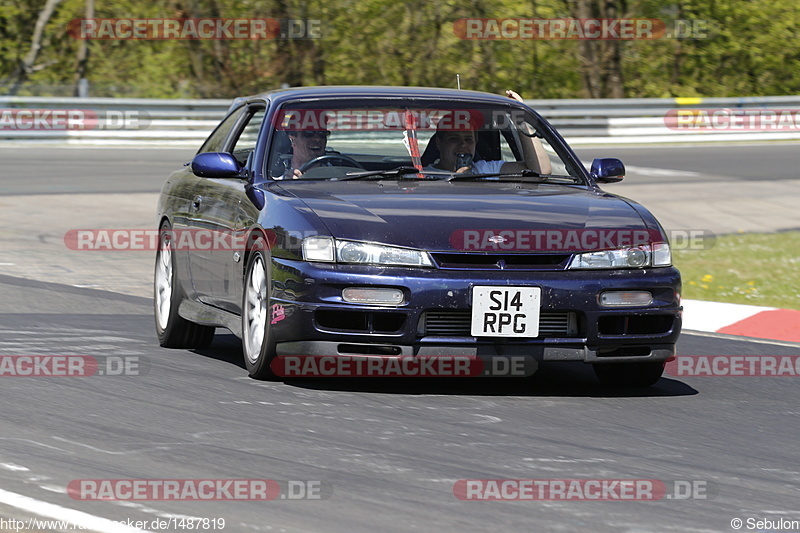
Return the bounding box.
[265,98,586,184]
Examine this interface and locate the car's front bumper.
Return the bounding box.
[275,341,676,365]
[268,257,682,365]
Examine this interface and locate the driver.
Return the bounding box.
[281,128,331,179]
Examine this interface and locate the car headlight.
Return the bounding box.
[568,243,671,269]
[302,237,433,267]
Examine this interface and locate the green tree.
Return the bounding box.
[1,0,799,98]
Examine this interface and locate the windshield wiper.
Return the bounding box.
[446,169,580,184]
[338,166,430,180]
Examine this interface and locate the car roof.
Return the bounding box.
[237,86,527,108]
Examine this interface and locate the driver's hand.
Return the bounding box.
[292,169,303,179]
[455,166,471,174]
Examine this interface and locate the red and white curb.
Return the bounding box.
[682,299,800,344]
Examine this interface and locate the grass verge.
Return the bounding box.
[673,230,800,310]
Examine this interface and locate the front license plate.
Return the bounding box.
[471,286,541,337]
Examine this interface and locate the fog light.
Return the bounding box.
[342,287,404,305]
[599,291,653,307]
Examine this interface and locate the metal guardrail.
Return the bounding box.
[0,96,230,145]
[2,94,800,146]
[529,95,800,143]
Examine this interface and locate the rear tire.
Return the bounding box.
[154,221,215,349]
[593,362,665,387]
[241,239,279,380]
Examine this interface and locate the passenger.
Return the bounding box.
[426,90,551,175]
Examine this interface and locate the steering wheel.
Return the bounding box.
[298,154,365,173]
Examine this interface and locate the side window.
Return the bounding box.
[230,107,266,166]
[499,132,516,162]
[537,136,566,176]
[502,125,559,175]
[198,106,247,154]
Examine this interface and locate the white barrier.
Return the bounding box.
[2,94,800,145]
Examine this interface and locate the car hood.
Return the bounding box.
[277,180,655,252]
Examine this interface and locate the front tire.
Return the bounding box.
[593,362,665,387]
[242,240,279,380]
[154,221,215,349]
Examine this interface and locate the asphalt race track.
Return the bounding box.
[0,144,799,532]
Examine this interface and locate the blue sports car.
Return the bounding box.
[154,86,681,386]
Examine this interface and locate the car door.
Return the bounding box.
[206,104,267,314]
[184,105,248,303]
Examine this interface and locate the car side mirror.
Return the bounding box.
[190,152,242,178]
[590,158,625,183]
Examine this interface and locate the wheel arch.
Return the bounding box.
[241,226,273,280]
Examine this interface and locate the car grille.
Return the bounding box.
[430,253,571,270]
[419,310,579,337]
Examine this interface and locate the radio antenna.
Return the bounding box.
[456,74,461,90]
